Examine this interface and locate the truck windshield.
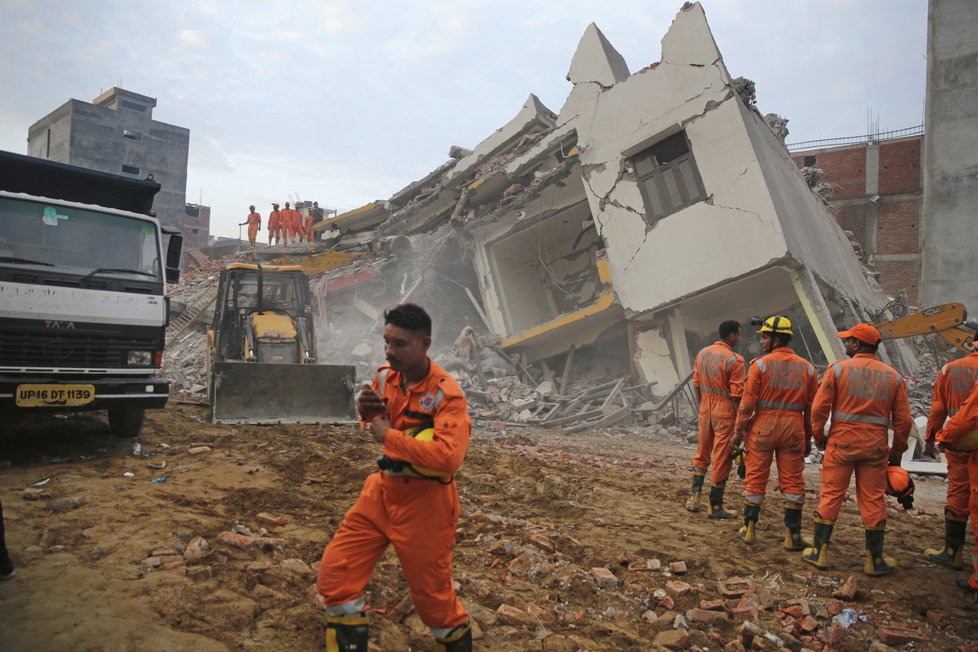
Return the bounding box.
[0,196,162,281]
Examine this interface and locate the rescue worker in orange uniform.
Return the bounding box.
[733,316,818,549]
[268,203,282,245]
[292,204,306,244]
[923,348,978,569]
[240,205,261,248]
[317,304,472,652]
[804,323,911,575]
[305,207,315,242]
[936,380,978,592]
[687,320,746,518]
[282,202,295,245]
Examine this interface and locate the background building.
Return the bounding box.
[789,128,924,304]
[183,203,211,252]
[27,87,190,234]
[921,0,978,313]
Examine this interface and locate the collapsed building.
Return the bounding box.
[308,3,912,399]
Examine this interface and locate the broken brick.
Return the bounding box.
[878,625,928,646]
[496,604,537,627]
[653,628,690,650]
[700,598,726,610]
[832,575,858,600]
[718,577,754,597]
[665,580,691,598]
[669,560,688,575]
[256,512,289,527]
[798,615,818,633]
[590,567,618,588]
[686,608,729,624]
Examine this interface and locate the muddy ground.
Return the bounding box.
[1,401,976,651]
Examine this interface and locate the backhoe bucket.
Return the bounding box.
[210,360,356,424]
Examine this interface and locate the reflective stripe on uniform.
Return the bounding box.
[783,493,804,504]
[377,368,391,394]
[834,411,889,426]
[744,495,764,504]
[756,359,767,373]
[432,388,445,410]
[725,356,737,372]
[757,400,805,411]
[701,386,731,398]
[834,364,843,378]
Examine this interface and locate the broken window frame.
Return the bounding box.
[632,130,707,222]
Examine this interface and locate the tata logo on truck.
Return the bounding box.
[44,320,76,329]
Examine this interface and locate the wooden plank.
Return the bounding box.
[563,406,631,434]
[558,346,575,396]
[543,408,604,428]
[598,378,625,413]
[652,371,695,413]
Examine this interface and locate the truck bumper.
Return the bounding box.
[0,375,169,412]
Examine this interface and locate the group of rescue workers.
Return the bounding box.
[310,303,978,652]
[239,201,325,248]
[687,315,978,592]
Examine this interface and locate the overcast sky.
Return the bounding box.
[0,1,927,239]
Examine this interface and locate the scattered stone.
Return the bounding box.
[526,603,557,625]
[528,535,554,553]
[142,556,162,568]
[389,594,415,623]
[489,539,514,556]
[730,607,758,622]
[151,548,179,557]
[686,608,729,624]
[590,567,618,588]
[653,628,690,650]
[280,558,314,577]
[161,559,185,572]
[827,599,844,615]
[218,531,255,548]
[665,580,691,598]
[647,558,662,571]
[718,577,754,597]
[47,497,86,512]
[183,536,210,562]
[877,625,928,646]
[188,446,211,455]
[496,604,538,627]
[257,512,290,527]
[658,595,676,610]
[187,565,212,580]
[833,575,857,600]
[700,599,725,610]
[669,560,688,575]
[798,615,819,633]
[22,488,45,501]
[641,610,658,623]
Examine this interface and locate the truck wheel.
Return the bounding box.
[108,408,145,438]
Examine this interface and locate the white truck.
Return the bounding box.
[0,150,183,437]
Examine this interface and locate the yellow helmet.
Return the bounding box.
[757,315,793,335]
[405,427,455,479]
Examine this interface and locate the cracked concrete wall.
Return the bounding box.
[633,326,681,393]
[565,4,789,315]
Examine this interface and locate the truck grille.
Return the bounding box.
[0,330,158,368]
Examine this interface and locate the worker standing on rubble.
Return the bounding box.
[282,202,295,245]
[292,204,306,244]
[269,203,282,245]
[733,316,818,549]
[317,304,473,652]
[240,205,261,248]
[922,348,978,569]
[304,206,315,242]
[936,380,978,592]
[312,201,325,241]
[804,323,911,575]
[686,320,746,518]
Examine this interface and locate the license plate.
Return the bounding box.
[16,384,95,407]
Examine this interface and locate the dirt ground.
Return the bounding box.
[1,401,976,651]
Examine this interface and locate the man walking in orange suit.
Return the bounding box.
[317,304,472,651]
[268,203,282,245]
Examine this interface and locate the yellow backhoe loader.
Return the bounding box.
[873,302,975,353]
[207,263,355,423]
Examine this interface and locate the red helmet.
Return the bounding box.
[886,466,914,510]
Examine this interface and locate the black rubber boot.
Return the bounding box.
[801,518,834,570]
[708,485,736,519]
[925,516,967,570]
[864,528,897,576]
[325,614,369,651]
[783,503,812,551]
[436,622,473,652]
[686,471,706,512]
[738,503,761,543]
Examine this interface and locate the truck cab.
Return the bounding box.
[0,150,182,437]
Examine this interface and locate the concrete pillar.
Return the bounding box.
[789,267,845,363]
[665,307,693,377]
[864,143,880,260]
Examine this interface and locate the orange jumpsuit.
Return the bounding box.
[268,210,282,244]
[735,347,818,506]
[811,353,911,527]
[281,208,294,243]
[692,341,746,487]
[292,209,305,243]
[305,214,314,241]
[927,353,978,519]
[937,381,978,589]
[317,359,470,630]
[245,211,261,244]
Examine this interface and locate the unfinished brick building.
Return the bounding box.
[790,130,923,304]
